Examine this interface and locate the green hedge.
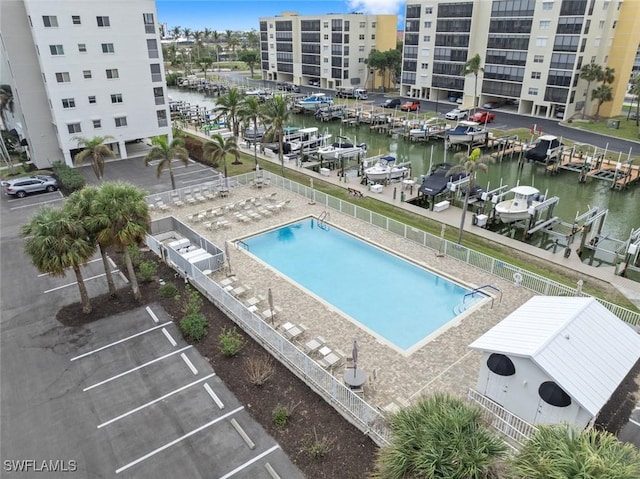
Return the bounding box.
[51,161,85,194]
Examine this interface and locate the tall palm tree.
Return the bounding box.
[203,134,238,190]
[212,30,221,66]
[22,207,95,313]
[73,135,115,180]
[182,27,191,42]
[214,88,243,164]
[447,147,492,244]
[602,66,615,85]
[192,30,203,61]
[246,29,260,50]
[374,394,506,479]
[239,95,263,166]
[261,95,290,177]
[462,53,484,112]
[143,136,189,190]
[510,424,640,479]
[592,83,614,118]
[580,62,603,119]
[171,26,181,40]
[199,57,213,80]
[65,186,116,297]
[0,84,14,125]
[92,182,150,302]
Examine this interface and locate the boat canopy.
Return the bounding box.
[509,186,539,196]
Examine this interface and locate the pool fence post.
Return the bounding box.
[437,224,446,257]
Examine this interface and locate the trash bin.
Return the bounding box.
[608,120,620,129]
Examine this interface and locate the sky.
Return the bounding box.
[155,0,405,32]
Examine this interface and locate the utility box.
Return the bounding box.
[608,120,620,129]
[434,200,450,212]
[475,214,488,227]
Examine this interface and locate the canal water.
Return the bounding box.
[169,87,640,242]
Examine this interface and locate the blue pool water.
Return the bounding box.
[242,218,480,352]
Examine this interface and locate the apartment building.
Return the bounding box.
[259,12,397,91]
[400,0,640,120]
[0,0,171,169]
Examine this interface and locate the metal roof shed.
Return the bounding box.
[469,296,640,428]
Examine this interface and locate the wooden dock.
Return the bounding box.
[546,152,640,189]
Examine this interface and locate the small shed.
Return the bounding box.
[469,296,640,429]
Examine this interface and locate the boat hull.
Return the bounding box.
[365,168,409,182]
[447,132,487,145]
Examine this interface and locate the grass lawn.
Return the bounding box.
[565,114,640,143]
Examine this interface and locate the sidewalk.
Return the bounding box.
[185,125,640,309]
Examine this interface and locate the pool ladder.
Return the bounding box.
[454,285,501,314]
[318,211,330,230]
[236,240,249,251]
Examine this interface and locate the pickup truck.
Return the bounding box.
[400,101,420,112]
[468,110,496,123]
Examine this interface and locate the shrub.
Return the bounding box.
[272,405,290,427]
[127,244,143,268]
[137,260,157,283]
[305,428,335,458]
[180,313,208,342]
[159,282,179,299]
[182,285,203,316]
[218,327,244,357]
[245,356,274,386]
[51,161,85,194]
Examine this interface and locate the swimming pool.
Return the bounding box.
[241,217,482,353]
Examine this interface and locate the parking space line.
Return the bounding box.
[70,322,173,361]
[83,346,192,391]
[38,257,103,277]
[203,383,225,409]
[44,271,119,293]
[162,328,177,346]
[181,352,198,375]
[218,445,280,479]
[630,418,640,427]
[115,406,244,474]
[145,305,160,323]
[9,194,64,210]
[97,373,216,429]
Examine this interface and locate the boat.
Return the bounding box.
[288,127,332,152]
[418,163,467,197]
[525,135,561,163]
[296,93,334,111]
[409,118,450,139]
[494,186,544,223]
[364,156,411,182]
[317,136,367,159]
[243,126,266,142]
[445,120,488,145]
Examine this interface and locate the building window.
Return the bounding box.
[594,37,601,47]
[106,68,119,79]
[101,43,115,53]
[96,16,110,27]
[599,20,605,29]
[143,13,155,33]
[534,55,544,63]
[67,123,81,134]
[531,71,541,79]
[78,43,87,53]
[72,15,81,25]
[323,22,328,28]
[111,93,123,103]
[153,87,165,105]
[424,21,432,28]
[61,98,75,108]
[358,45,365,52]
[371,34,375,40]
[603,1,610,9]
[93,119,101,129]
[371,22,376,28]
[114,116,127,127]
[528,87,538,95]
[421,63,429,69]
[324,34,329,40]
[359,22,365,28]
[150,64,162,82]
[49,45,64,55]
[157,109,168,127]
[83,70,92,79]
[535,37,548,47]
[146,39,159,58]
[56,72,71,83]
[425,6,433,13]
[88,96,96,104]
[542,1,554,10]
[539,20,551,29]
[42,16,58,27]
[359,34,365,40]
[423,35,431,42]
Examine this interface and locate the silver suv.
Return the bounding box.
[2,175,58,198]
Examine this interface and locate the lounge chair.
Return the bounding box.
[303,336,326,354]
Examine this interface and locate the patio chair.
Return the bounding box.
[303,336,326,354]
[185,195,196,205]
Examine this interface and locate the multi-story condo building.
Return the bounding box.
[259,12,397,91]
[400,0,640,120]
[0,0,171,169]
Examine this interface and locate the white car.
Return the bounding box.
[444,109,468,120]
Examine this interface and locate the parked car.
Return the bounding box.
[309,79,320,87]
[400,101,421,112]
[2,175,58,198]
[448,95,461,103]
[468,110,496,123]
[444,108,469,120]
[284,83,301,93]
[482,100,503,109]
[380,98,402,109]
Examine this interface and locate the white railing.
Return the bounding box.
[467,388,539,448]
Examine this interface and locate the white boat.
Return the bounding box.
[317,136,367,159]
[409,118,450,139]
[494,186,543,223]
[287,127,332,152]
[446,120,488,145]
[364,155,410,182]
[296,93,333,111]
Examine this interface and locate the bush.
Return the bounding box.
[182,285,203,316]
[180,313,208,342]
[127,244,143,268]
[272,405,290,427]
[159,282,179,299]
[218,327,244,357]
[51,161,85,194]
[137,260,157,283]
[245,356,274,386]
[305,428,335,458]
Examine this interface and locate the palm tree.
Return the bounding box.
[246,29,259,50]
[171,26,181,40]
[602,66,615,85]
[462,53,484,112]
[261,95,290,177]
[213,88,243,164]
[182,27,191,42]
[239,95,263,166]
[447,147,492,244]
[199,57,213,80]
[510,424,640,479]
[192,30,203,61]
[225,29,233,58]
[22,207,95,313]
[212,30,221,65]
[628,73,640,126]
[65,186,117,297]
[92,182,150,302]
[143,136,189,190]
[580,62,603,119]
[592,83,614,118]
[374,393,506,479]
[203,134,238,190]
[0,84,14,124]
[73,136,115,180]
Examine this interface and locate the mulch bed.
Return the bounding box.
[57,253,378,478]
